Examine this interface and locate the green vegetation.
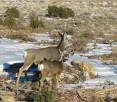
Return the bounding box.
[30,16,44,29]
[6,34,35,42]
[33,90,56,102]
[46,6,75,18]
[4,17,16,29]
[5,7,20,18]
[29,12,44,29]
[0,18,3,25]
[3,7,20,30]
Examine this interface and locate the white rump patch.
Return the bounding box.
[59,49,63,61]
[24,51,27,57]
[39,64,45,71]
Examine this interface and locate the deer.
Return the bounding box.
[39,58,63,89]
[16,32,65,88]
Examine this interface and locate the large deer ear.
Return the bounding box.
[58,31,64,37]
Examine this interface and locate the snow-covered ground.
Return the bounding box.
[0,38,39,64]
[0,34,117,89]
[31,33,54,43]
[0,34,54,65]
[65,52,117,89]
[82,42,117,56]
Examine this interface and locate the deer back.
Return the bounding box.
[25,47,61,64]
[40,60,63,75]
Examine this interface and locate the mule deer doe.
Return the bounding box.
[39,58,63,88]
[16,32,64,88]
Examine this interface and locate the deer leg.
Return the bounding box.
[40,71,45,87]
[40,71,49,91]
[16,60,34,89]
[38,72,42,88]
[56,75,59,87]
[37,71,42,90]
[16,55,35,89]
[51,74,58,89]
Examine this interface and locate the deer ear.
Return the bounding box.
[58,31,63,37]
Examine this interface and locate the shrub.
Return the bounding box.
[72,38,87,51]
[62,7,75,18]
[47,6,75,18]
[104,93,112,102]
[33,90,56,102]
[0,18,3,25]
[4,17,16,29]
[4,7,20,30]
[30,15,44,29]
[71,60,95,80]
[71,32,94,52]
[80,32,94,40]
[104,34,117,43]
[63,28,75,35]
[5,7,20,18]
[6,34,35,42]
[47,6,58,17]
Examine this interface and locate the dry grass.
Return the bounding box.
[0,27,49,36]
[56,86,117,102]
[71,60,95,80]
[104,34,117,43]
[56,89,102,102]
[88,53,117,64]
[0,87,117,102]
[71,32,95,52]
[0,94,15,102]
[6,34,35,42]
[0,27,51,42]
[72,38,87,52]
[60,61,95,85]
[0,74,117,102]
[112,47,117,54]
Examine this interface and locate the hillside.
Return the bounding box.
[0,0,117,17]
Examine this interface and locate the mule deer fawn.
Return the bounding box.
[39,58,63,88]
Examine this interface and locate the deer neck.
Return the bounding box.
[57,35,64,51]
